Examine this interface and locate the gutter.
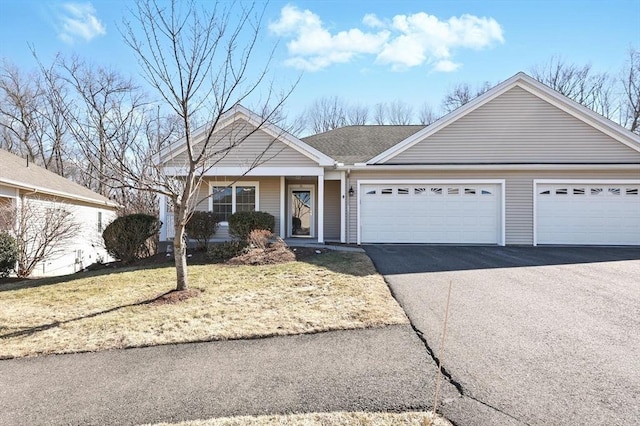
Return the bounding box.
[333,163,640,172]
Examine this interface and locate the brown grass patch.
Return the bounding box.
[148,411,452,426]
[150,289,204,305]
[0,252,407,358]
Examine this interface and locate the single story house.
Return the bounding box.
[158,72,640,247]
[0,149,118,276]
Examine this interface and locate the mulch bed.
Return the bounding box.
[149,288,203,305]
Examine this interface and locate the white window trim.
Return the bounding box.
[532,179,640,246]
[208,181,260,224]
[356,179,506,246]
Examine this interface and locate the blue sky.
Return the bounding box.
[1,0,638,120]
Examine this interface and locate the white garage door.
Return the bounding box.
[360,182,502,244]
[536,183,640,245]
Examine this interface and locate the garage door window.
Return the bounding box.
[627,188,639,195]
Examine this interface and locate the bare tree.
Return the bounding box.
[386,100,414,125]
[57,56,147,197]
[441,82,492,113]
[0,196,80,278]
[303,96,347,133]
[418,101,438,125]
[373,102,387,124]
[118,0,291,291]
[347,103,369,125]
[620,48,640,134]
[531,57,614,119]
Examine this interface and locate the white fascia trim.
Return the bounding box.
[531,179,640,246]
[0,178,119,208]
[533,179,640,184]
[357,179,507,246]
[162,166,325,177]
[367,72,640,164]
[335,163,640,171]
[158,105,335,167]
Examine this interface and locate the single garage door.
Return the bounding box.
[360,182,502,244]
[536,182,640,245]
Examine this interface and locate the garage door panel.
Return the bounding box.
[536,183,640,245]
[360,183,501,244]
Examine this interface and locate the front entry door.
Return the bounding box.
[289,186,314,237]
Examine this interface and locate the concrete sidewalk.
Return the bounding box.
[1,325,464,426]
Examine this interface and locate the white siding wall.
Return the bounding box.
[347,169,640,245]
[24,197,117,277]
[390,87,640,164]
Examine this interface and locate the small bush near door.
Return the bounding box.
[0,232,17,277]
[185,211,218,251]
[228,211,275,240]
[103,214,161,264]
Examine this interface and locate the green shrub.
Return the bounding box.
[207,240,249,262]
[185,211,218,251]
[228,211,275,240]
[102,214,161,264]
[0,232,17,277]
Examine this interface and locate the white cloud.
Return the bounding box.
[270,6,504,72]
[57,2,106,44]
[269,5,389,71]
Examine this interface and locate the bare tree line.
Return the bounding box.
[295,49,640,135]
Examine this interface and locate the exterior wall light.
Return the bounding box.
[348,186,354,196]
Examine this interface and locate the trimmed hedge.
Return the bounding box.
[186,211,218,251]
[207,241,249,262]
[0,232,17,277]
[102,214,161,264]
[228,211,275,241]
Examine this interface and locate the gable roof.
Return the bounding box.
[368,72,640,164]
[159,104,336,167]
[0,149,118,208]
[302,125,425,164]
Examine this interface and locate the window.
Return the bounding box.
[414,187,426,195]
[608,187,621,195]
[539,190,551,195]
[430,187,443,195]
[366,189,376,195]
[381,188,393,195]
[626,188,639,195]
[236,186,256,211]
[464,188,476,195]
[447,187,460,195]
[555,188,568,195]
[211,183,258,222]
[591,188,603,195]
[397,187,409,195]
[481,189,493,195]
[572,188,585,195]
[97,211,102,232]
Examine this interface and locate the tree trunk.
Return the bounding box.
[173,220,188,291]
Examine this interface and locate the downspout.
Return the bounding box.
[346,168,350,244]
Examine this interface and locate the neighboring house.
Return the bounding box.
[0,149,118,276]
[158,72,640,247]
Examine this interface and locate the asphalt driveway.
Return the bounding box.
[365,245,640,426]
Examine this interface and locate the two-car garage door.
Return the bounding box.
[359,182,503,244]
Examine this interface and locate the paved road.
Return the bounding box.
[1,325,472,426]
[365,245,640,426]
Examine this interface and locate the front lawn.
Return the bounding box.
[0,252,407,358]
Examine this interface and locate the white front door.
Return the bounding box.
[288,185,314,238]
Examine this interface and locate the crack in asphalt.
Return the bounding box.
[382,277,531,426]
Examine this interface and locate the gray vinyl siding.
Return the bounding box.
[323,180,341,241]
[389,87,640,164]
[347,169,640,245]
[164,122,319,168]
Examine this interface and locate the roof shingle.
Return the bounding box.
[0,149,117,207]
[301,125,425,164]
